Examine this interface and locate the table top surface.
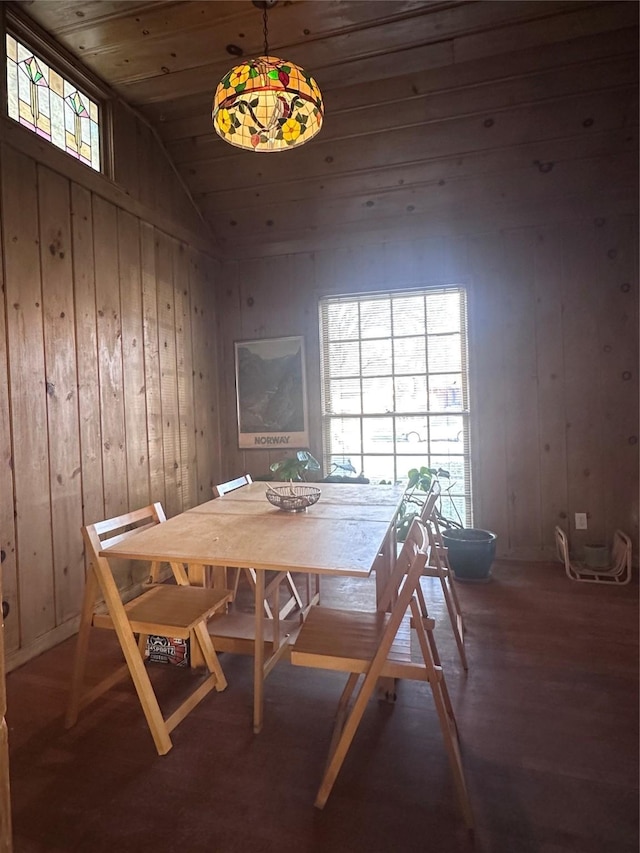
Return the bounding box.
[209,481,406,506]
[101,483,404,577]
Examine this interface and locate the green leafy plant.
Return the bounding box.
[269,450,321,482]
[396,465,461,541]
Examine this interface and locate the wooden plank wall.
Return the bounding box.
[111,101,208,244]
[0,566,10,852]
[0,126,221,671]
[218,216,639,562]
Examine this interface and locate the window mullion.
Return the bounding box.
[320,287,471,525]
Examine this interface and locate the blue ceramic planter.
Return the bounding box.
[442,528,497,582]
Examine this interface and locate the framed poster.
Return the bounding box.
[234,335,309,449]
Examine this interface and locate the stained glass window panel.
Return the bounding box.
[6,33,101,172]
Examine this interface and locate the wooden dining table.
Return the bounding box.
[100,481,405,732]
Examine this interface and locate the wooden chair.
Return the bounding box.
[418,480,468,670]
[290,518,473,826]
[213,474,305,619]
[65,503,232,755]
[555,526,632,585]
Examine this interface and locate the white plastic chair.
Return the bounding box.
[555,526,632,585]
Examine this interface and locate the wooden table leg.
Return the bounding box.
[253,568,265,734]
[181,562,206,669]
[210,566,227,591]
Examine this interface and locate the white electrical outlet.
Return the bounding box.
[575,512,588,530]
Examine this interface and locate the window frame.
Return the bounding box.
[319,286,473,525]
[4,6,112,177]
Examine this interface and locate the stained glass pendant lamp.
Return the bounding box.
[212,0,323,152]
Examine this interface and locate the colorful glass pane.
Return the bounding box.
[212,55,323,152]
[5,33,101,171]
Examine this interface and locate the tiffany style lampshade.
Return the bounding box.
[212,54,324,152]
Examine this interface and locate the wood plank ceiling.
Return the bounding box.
[12,0,639,257]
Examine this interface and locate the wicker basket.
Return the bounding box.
[265,484,321,512]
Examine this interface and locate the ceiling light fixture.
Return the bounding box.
[212,0,323,152]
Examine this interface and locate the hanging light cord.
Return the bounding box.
[263,5,269,55]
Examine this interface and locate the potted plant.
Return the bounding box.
[269,450,321,482]
[395,465,444,542]
[397,466,497,582]
[441,527,497,583]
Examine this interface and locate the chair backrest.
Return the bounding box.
[356,518,433,706]
[83,503,169,605]
[422,517,445,568]
[379,517,429,613]
[212,474,252,498]
[419,478,441,524]
[72,502,230,755]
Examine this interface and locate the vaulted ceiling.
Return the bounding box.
[12,0,640,256]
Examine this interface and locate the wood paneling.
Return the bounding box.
[0,132,220,673]
[190,250,221,501]
[533,227,568,555]
[0,105,212,254]
[118,209,150,510]
[0,519,11,853]
[467,235,509,549]
[562,222,607,550]
[148,25,637,133]
[0,0,636,666]
[174,243,194,508]
[38,167,85,625]
[593,217,639,550]
[13,1,638,259]
[141,222,166,507]
[3,147,55,647]
[111,101,209,244]
[156,232,181,518]
[71,184,105,530]
[218,215,639,561]
[94,195,128,520]
[215,260,244,481]
[501,230,541,551]
[0,200,18,657]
